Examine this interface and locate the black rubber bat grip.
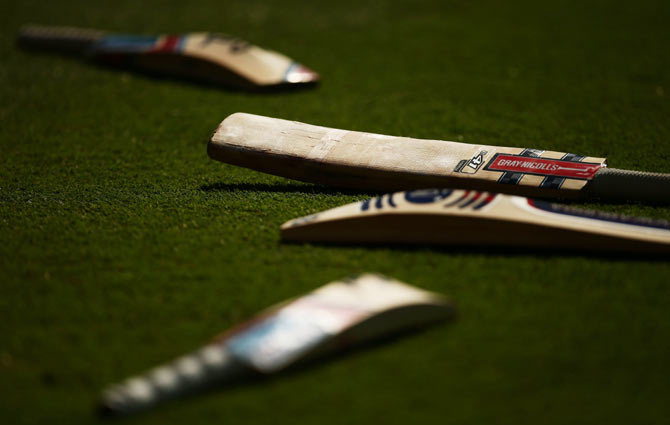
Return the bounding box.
[99,345,247,417]
[17,25,106,56]
[587,168,670,203]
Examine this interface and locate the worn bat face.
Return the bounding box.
[208,113,670,202]
[208,113,637,200]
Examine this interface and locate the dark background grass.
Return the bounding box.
[1,0,669,423]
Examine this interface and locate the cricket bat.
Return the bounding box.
[208,113,670,202]
[17,25,319,89]
[281,188,670,254]
[99,274,453,416]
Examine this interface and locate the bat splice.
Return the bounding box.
[18,26,319,89]
[208,113,670,202]
[281,189,670,254]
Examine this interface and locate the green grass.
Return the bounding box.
[1,0,670,423]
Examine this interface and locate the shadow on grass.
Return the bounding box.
[199,182,379,197]
[199,182,670,208]
[280,240,670,262]
[111,68,321,95]
[17,46,320,95]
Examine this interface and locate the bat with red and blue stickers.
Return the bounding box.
[18,25,319,90]
[208,113,670,202]
[281,188,670,254]
[99,274,453,416]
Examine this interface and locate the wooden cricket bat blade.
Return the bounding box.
[18,25,319,89]
[99,274,453,416]
[280,189,670,254]
[208,113,670,202]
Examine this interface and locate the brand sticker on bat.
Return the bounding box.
[484,153,602,179]
[455,150,488,174]
[404,189,453,204]
[359,189,498,212]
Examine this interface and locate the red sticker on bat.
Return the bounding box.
[152,35,181,53]
[484,154,602,179]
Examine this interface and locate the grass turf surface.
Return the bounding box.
[1,0,670,423]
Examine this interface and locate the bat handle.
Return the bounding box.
[588,168,670,203]
[17,25,106,56]
[99,344,247,417]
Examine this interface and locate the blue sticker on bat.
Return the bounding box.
[404,189,453,204]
